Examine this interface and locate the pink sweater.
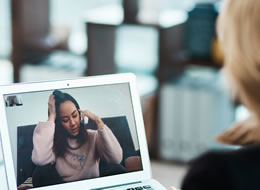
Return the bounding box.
[32,121,123,182]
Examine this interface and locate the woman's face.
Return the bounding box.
[59,100,80,137]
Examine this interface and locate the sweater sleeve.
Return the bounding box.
[96,125,123,164]
[31,121,56,166]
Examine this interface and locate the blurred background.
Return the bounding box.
[0,0,250,189]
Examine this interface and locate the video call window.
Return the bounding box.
[5,95,23,107]
[4,84,143,189]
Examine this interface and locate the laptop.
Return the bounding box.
[0,73,166,190]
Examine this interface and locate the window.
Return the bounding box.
[0,0,11,58]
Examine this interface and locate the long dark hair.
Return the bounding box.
[52,90,88,157]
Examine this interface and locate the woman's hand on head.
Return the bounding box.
[79,109,104,130]
[216,114,260,145]
[48,94,56,122]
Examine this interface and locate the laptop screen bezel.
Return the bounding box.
[0,73,152,190]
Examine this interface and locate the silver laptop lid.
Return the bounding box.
[0,73,152,190]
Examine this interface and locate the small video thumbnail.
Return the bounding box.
[5,95,23,107]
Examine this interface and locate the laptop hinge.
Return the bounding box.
[91,181,142,190]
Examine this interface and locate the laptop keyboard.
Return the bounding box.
[127,185,153,190]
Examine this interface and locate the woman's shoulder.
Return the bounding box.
[181,150,232,190]
[189,144,260,167]
[181,145,260,190]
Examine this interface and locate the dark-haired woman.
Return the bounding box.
[31,90,123,186]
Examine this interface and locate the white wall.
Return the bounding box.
[5,83,139,173]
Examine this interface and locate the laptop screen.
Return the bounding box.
[3,82,143,189]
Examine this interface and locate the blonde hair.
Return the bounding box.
[217,0,260,116]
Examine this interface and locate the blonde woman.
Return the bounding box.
[169,0,260,189]
[215,0,260,146]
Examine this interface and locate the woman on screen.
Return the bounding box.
[31,90,123,186]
